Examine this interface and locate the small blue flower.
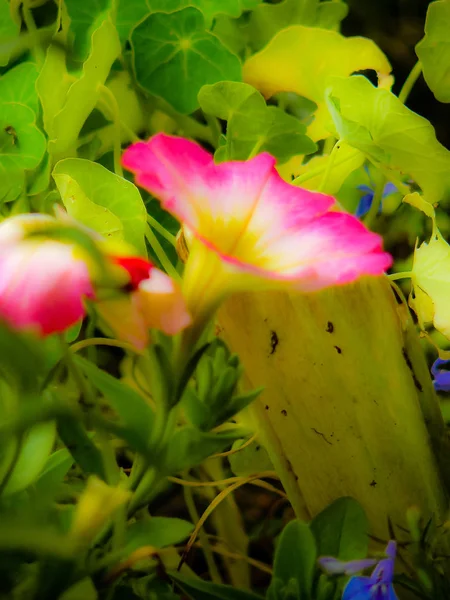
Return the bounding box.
[431,358,450,392]
[356,182,398,218]
[319,541,399,600]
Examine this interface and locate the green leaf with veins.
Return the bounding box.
[325,75,450,203]
[0,62,40,112]
[0,103,46,203]
[53,158,147,255]
[199,81,316,162]
[416,0,450,103]
[131,7,241,114]
[247,0,348,50]
[116,0,262,43]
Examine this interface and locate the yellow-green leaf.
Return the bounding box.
[53,158,147,255]
[326,76,450,203]
[243,25,391,141]
[49,15,121,159]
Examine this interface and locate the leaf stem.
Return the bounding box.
[145,223,180,281]
[100,85,123,177]
[292,146,360,186]
[147,214,177,246]
[364,175,385,229]
[318,140,341,192]
[398,61,423,104]
[183,485,223,584]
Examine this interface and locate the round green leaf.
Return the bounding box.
[416,0,450,103]
[310,497,369,561]
[53,158,147,255]
[131,7,242,114]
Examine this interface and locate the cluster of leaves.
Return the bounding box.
[1,0,450,599]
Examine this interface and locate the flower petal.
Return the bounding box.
[319,556,378,575]
[342,576,372,600]
[0,241,93,335]
[137,268,192,335]
[96,294,149,350]
[122,134,335,256]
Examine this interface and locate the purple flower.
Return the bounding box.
[431,358,450,393]
[356,183,398,218]
[319,541,399,600]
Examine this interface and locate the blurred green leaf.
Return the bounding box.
[34,447,74,494]
[199,81,316,161]
[57,416,106,479]
[162,428,245,473]
[125,517,193,552]
[269,520,316,600]
[2,421,57,497]
[310,497,369,561]
[326,75,450,203]
[131,7,241,114]
[0,0,20,66]
[53,158,147,255]
[75,356,154,453]
[229,438,273,477]
[169,571,264,600]
[0,325,45,394]
[416,0,450,103]
[49,15,121,158]
[65,0,111,61]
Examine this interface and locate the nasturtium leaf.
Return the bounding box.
[248,0,348,51]
[269,520,316,600]
[125,517,193,552]
[310,497,369,561]
[405,195,450,338]
[131,7,242,114]
[0,0,20,66]
[0,62,39,112]
[169,572,264,600]
[64,0,110,61]
[243,25,391,141]
[325,75,450,203]
[416,0,450,103]
[2,422,57,497]
[0,103,47,203]
[198,81,316,162]
[53,158,147,255]
[146,0,260,25]
[115,0,148,43]
[49,15,121,159]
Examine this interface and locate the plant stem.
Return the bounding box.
[100,85,123,177]
[398,61,423,104]
[318,140,341,192]
[183,485,223,584]
[364,174,385,229]
[145,224,180,281]
[147,214,177,246]
[292,146,360,186]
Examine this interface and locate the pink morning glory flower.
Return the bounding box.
[122,134,392,329]
[0,215,94,336]
[96,255,191,350]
